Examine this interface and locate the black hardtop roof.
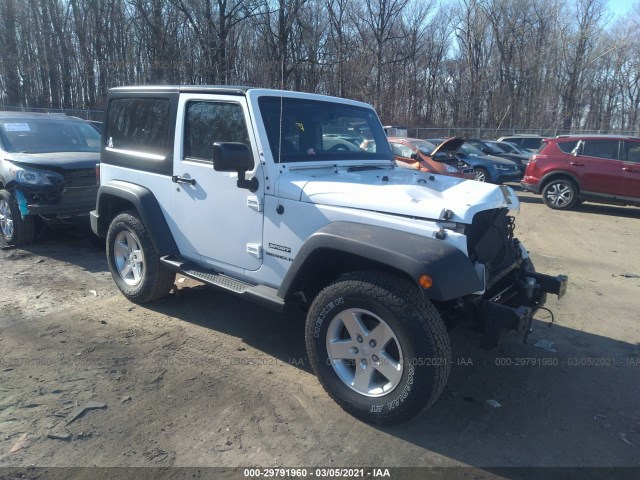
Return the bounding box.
[109,85,251,95]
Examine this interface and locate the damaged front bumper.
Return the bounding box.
[13,184,98,219]
[480,269,568,348]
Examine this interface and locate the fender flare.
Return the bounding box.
[91,180,179,256]
[539,170,582,191]
[278,222,483,301]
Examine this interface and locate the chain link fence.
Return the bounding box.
[409,127,640,140]
[0,105,103,121]
[2,105,638,139]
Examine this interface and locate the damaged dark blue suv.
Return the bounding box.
[0,112,100,246]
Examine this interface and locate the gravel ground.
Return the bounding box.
[0,187,639,470]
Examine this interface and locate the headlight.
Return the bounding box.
[495,164,515,171]
[9,165,60,186]
[445,165,458,173]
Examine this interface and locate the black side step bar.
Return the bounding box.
[160,256,285,311]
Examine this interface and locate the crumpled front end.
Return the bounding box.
[447,208,568,347]
[9,166,98,219]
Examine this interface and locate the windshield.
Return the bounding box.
[0,119,100,154]
[499,142,519,153]
[460,143,485,156]
[258,96,392,163]
[485,142,505,154]
[410,140,436,155]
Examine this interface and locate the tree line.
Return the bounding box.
[1,0,639,134]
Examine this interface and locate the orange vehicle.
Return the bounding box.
[388,136,474,179]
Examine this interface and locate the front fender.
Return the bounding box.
[279,222,482,301]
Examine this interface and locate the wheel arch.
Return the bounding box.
[540,171,582,193]
[93,180,179,256]
[285,247,417,304]
[278,222,483,303]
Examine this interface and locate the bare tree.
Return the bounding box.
[353,0,410,113]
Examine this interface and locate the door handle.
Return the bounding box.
[622,167,638,173]
[172,175,196,186]
[568,162,585,167]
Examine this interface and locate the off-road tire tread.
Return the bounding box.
[306,271,451,425]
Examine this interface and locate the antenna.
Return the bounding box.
[278,49,285,164]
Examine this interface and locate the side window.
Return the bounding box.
[623,141,640,163]
[582,140,619,160]
[107,98,170,156]
[184,101,250,162]
[556,140,578,153]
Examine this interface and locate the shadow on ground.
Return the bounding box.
[143,282,640,469]
[513,187,640,219]
[5,227,639,472]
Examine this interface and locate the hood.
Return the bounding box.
[276,166,519,224]
[431,137,465,155]
[6,152,99,170]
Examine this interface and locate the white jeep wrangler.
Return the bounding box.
[91,86,567,424]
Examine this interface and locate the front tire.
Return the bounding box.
[542,178,578,209]
[474,168,489,182]
[305,272,451,425]
[0,189,36,246]
[106,211,175,303]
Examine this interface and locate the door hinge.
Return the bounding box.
[247,243,262,259]
[247,196,263,212]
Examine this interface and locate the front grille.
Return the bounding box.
[466,209,518,278]
[62,168,97,187]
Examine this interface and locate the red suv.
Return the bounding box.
[521,135,640,209]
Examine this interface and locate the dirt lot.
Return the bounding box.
[0,187,639,470]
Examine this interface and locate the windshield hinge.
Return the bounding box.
[247,196,262,212]
[247,243,262,259]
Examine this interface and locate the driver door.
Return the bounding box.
[171,95,264,271]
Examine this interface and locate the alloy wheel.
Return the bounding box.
[113,230,145,286]
[474,169,487,182]
[545,182,574,207]
[325,308,404,397]
[0,198,14,240]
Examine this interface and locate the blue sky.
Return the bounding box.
[607,0,634,16]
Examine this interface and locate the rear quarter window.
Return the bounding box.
[106,98,171,156]
[556,140,579,153]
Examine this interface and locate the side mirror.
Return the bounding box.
[212,142,258,192]
[410,153,419,160]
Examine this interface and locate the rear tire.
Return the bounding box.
[0,189,36,246]
[106,211,175,303]
[542,178,578,210]
[306,271,451,425]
